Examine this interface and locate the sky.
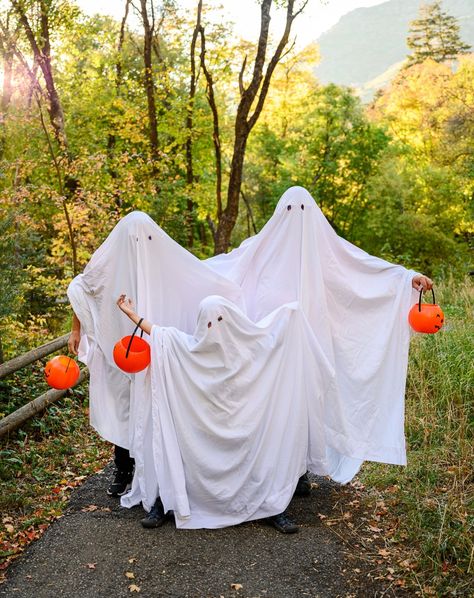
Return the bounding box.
[77,0,388,46]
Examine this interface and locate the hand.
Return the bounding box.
[412,274,433,292]
[117,294,136,316]
[68,329,81,356]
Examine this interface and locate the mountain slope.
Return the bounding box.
[315,0,474,91]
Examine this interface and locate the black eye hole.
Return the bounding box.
[217,316,223,322]
[148,235,152,240]
[301,204,304,210]
[136,237,139,241]
[207,322,212,328]
[287,205,292,211]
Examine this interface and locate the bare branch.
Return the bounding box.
[241,190,258,235]
[199,23,222,220]
[248,0,302,130]
[238,54,248,96]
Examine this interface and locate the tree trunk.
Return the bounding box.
[107,0,130,156]
[12,0,68,150]
[139,0,159,162]
[210,0,306,255]
[184,0,202,247]
[11,0,81,274]
[0,46,13,159]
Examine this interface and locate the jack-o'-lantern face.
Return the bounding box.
[44,355,80,389]
[408,303,444,334]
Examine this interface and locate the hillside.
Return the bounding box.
[315,0,474,99]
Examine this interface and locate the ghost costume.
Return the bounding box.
[206,186,419,484]
[67,212,244,506]
[146,296,332,528]
[68,186,419,529]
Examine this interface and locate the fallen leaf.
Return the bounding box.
[87,563,96,570]
[128,558,137,564]
[125,572,135,579]
[317,513,327,520]
[378,549,390,557]
[4,525,14,534]
[368,525,382,533]
[81,505,98,513]
[129,584,141,593]
[230,583,243,591]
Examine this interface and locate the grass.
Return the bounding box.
[359,277,473,596]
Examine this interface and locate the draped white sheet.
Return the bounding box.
[67,211,244,448]
[143,296,333,528]
[68,186,419,528]
[206,186,419,484]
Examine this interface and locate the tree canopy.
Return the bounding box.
[0,0,471,361]
[407,1,471,66]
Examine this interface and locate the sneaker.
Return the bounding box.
[140,497,173,529]
[268,512,299,534]
[294,472,311,497]
[106,469,133,497]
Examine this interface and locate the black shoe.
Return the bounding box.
[106,469,133,497]
[140,497,173,529]
[294,472,311,497]
[268,512,299,534]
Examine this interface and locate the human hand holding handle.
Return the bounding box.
[412,274,433,292]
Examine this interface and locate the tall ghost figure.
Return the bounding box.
[205,186,419,484]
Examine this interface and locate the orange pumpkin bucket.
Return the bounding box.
[45,355,80,389]
[408,288,444,334]
[113,322,151,373]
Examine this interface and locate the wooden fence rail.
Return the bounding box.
[0,334,88,438]
[0,334,69,380]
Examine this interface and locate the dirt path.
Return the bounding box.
[0,468,407,597]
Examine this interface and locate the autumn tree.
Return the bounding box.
[199,0,308,254]
[406,1,471,66]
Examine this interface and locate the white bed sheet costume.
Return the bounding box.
[68,186,419,529]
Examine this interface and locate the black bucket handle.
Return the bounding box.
[417,288,436,312]
[125,318,144,359]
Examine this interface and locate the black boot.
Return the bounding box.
[107,469,133,497]
[141,497,173,529]
[267,511,299,534]
[294,472,311,497]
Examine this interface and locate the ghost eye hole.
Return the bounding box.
[301,204,304,210]
[207,322,212,328]
[217,316,223,322]
[287,205,292,211]
[148,235,152,240]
